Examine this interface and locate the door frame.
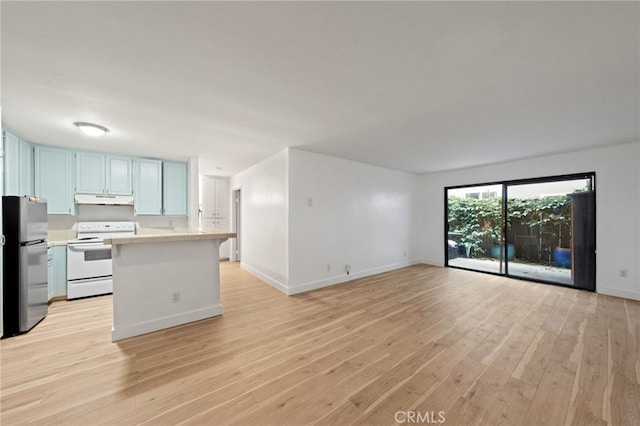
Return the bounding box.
[231,188,241,262]
[444,172,596,290]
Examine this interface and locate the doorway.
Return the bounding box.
[232,189,241,262]
[445,173,596,291]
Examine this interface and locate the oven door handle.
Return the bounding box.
[68,244,111,252]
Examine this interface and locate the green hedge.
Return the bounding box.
[448,195,571,261]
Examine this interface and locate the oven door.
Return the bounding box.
[67,242,112,280]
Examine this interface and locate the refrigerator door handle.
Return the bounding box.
[21,239,46,247]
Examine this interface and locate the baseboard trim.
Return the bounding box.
[111,305,222,342]
[287,259,421,295]
[597,286,640,301]
[421,257,444,267]
[241,263,289,295]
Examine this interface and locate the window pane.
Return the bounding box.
[506,178,591,287]
[447,184,504,274]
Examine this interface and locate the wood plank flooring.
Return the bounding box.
[1,263,639,425]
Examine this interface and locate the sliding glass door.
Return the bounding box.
[446,173,596,291]
[447,184,505,274]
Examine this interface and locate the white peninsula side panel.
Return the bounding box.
[111,238,223,341]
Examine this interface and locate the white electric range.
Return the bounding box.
[67,222,135,299]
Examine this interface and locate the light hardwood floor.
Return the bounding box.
[1,262,639,425]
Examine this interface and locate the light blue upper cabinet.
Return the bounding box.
[134,158,162,215]
[3,130,20,195]
[162,161,188,216]
[75,151,105,194]
[3,130,33,196]
[76,152,132,195]
[106,155,132,195]
[19,138,34,196]
[34,146,74,215]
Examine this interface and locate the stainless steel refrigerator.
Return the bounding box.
[2,196,48,337]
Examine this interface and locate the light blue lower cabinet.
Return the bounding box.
[48,246,67,300]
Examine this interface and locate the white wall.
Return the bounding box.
[288,149,421,294]
[231,142,639,301]
[420,142,640,301]
[230,149,289,292]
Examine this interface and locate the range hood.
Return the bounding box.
[75,194,134,206]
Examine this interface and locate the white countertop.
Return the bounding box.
[47,229,75,247]
[104,228,236,245]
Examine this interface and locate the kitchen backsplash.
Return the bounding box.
[47,205,188,230]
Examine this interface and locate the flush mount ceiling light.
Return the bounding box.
[73,122,109,137]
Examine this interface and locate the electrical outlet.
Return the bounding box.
[619,269,628,278]
[345,264,351,275]
[172,291,181,303]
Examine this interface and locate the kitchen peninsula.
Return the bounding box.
[104,228,235,341]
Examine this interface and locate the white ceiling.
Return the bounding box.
[2,2,638,176]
